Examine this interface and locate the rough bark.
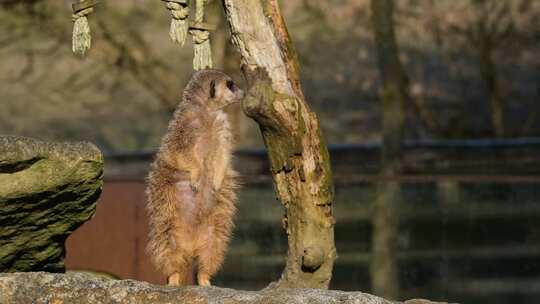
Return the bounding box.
[222,0,337,289]
[370,0,407,299]
[0,135,103,273]
[0,272,450,304]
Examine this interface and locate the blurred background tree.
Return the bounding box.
[370,0,408,298]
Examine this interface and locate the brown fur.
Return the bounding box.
[146,70,243,286]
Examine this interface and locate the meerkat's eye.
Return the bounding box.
[226,80,236,92]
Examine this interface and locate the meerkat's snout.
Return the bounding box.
[233,87,245,101]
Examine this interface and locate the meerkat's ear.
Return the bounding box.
[210,80,216,99]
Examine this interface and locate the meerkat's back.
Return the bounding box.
[146,70,244,286]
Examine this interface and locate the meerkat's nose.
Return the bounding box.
[236,89,245,100]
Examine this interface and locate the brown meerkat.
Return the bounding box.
[146,69,244,286]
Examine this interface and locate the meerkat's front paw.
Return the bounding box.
[190,181,200,193]
[212,176,224,192]
[190,170,201,192]
[212,182,220,193]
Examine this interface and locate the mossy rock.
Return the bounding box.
[0,136,103,272]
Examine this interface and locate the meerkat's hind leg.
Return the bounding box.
[167,263,195,286]
[196,237,226,287]
[196,213,234,286]
[197,273,211,286]
[196,230,224,287]
[167,273,181,286]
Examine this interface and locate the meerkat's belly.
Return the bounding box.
[191,134,232,213]
[174,179,198,223]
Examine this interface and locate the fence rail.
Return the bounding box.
[104,138,540,182]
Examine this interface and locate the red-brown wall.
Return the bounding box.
[65,181,165,284]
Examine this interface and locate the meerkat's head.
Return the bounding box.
[184,69,244,111]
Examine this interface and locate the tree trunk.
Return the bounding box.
[479,42,505,138]
[470,0,508,138]
[370,0,406,299]
[222,0,337,289]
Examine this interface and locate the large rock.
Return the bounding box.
[0,272,450,304]
[0,136,103,272]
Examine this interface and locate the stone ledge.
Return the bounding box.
[0,272,450,304]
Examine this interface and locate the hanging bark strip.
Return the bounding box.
[190,0,214,70]
[72,0,99,56]
[162,0,190,46]
[222,0,337,289]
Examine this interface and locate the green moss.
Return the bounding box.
[0,136,103,272]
